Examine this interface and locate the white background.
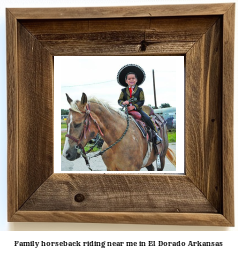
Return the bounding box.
[55,56,184,174]
[0,0,237,252]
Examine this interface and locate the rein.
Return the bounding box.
[65,103,130,170]
[90,105,130,158]
[65,103,104,146]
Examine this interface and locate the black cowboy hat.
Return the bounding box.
[117,64,146,87]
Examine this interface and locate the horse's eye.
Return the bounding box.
[74,123,82,128]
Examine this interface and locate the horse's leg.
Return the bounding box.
[146,164,154,171]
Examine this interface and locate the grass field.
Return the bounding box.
[61,132,100,154]
[61,123,67,129]
[168,130,176,143]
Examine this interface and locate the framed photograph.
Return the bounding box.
[56,55,184,173]
[7,3,234,225]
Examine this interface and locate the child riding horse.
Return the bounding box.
[117,64,162,144]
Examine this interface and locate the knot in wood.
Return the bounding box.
[140,40,148,51]
[74,193,85,202]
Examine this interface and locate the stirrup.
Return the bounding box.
[156,154,161,169]
[155,133,162,144]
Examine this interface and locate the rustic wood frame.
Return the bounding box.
[7,4,234,226]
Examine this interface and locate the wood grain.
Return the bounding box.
[36,41,193,56]
[20,16,218,34]
[20,17,218,56]
[20,174,217,213]
[11,211,232,226]
[6,9,19,221]
[8,4,234,19]
[17,23,54,208]
[6,4,235,225]
[222,4,235,226]
[185,18,223,212]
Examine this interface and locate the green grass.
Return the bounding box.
[167,130,176,143]
[84,145,100,153]
[61,132,66,153]
[61,132,100,154]
[61,123,67,129]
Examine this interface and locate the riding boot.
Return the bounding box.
[139,109,163,144]
[146,119,163,144]
[151,121,163,144]
[150,118,163,144]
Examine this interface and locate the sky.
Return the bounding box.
[55,56,184,110]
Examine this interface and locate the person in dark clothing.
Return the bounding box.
[117,64,162,144]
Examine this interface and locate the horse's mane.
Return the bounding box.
[70,96,127,120]
[88,96,127,120]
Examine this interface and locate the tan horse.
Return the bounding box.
[63,93,176,171]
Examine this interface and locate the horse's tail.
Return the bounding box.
[166,147,176,166]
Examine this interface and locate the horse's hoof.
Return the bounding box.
[146,164,154,171]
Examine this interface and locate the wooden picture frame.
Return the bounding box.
[7,4,234,226]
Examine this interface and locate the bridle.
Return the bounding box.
[65,103,104,147]
[65,102,130,170]
[64,103,105,171]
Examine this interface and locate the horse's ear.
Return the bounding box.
[66,93,73,105]
[81,92,87,106]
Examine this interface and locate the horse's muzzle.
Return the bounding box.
[65,148,80,161]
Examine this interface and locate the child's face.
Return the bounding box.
[125,74,137,87]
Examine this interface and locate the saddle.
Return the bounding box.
[128,107,166,155]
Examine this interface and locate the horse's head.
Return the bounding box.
[63,93,98,161]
